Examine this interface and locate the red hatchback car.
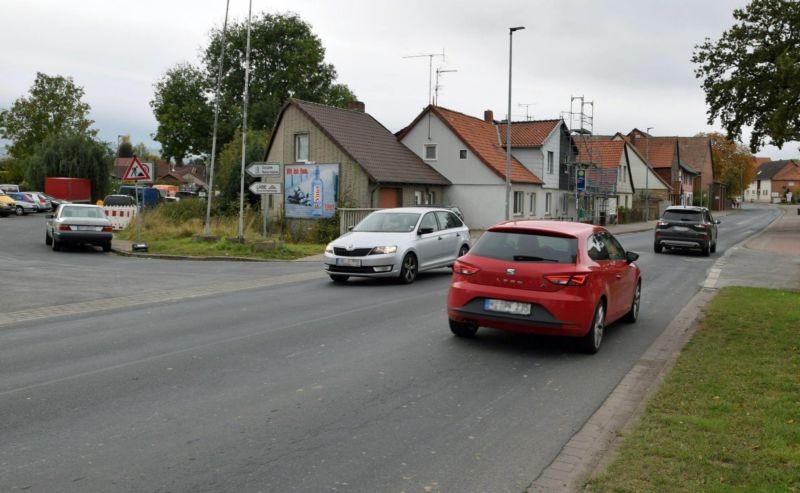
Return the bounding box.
[447,221,641,353]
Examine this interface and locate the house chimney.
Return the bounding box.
[484,110,494,123]
[347,101,365,113]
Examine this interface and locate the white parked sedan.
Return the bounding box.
[46,204,113,252]
[323,207,471,284]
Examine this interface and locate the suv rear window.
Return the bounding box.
[103,195,136,206]
[663,210,703,222]
[471,231,577,263]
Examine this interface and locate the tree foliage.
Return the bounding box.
[215,129,269,210]
[697,132,757,198]
[150,63,212,165]
[25,133,112,202]
[692,0,800,151]
[150,13,356,163]
[0,73,98,158]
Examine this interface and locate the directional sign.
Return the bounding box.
[246,162,281,177]
[122,157,153,182]
[249,182,282,195]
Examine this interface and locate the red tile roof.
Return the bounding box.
[424,106,543,184]
[573,138,625,169]
[497,120,561,148]
[629,136,677,170]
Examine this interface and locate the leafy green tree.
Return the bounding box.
[117,142,134,158]
[0,73,97,158]
[150,63,212,165]
[151,13,355,159]
[25,133,112,201]
[216,129,269,210]
[692,0,800,151]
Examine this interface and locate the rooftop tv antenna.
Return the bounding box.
[403,49,446,105]
[434,67,457,106]
[518,103,535,120]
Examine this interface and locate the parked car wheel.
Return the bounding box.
[329,274,349,283]
[702,243,710,256]
[711,241,717,254]
[45,232,52,246]
[449,319,478,338]
[102,241,112,252]
[654,243,662,253]
[15,205,25,216]
[622,281,641,323]
[398,253,418,284]
[578,302,605,354]
[51,237,61,251]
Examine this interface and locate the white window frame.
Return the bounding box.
[294,133,309,162]
[414,191,422,205]
[547,151,554,174]
[426,191,435,204]
[545,192,552,214]
[513,191,524,216]
[529,192,536,216]
[459,149,467,159]
[424,144,438,161]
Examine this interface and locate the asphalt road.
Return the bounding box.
[0,206,780,492]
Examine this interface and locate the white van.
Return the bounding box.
[0,184,20,193]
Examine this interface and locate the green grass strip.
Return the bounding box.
[589,287,800,492]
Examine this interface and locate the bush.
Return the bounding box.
[159,198,207,224]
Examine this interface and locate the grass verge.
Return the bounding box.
[117,202,325,260]
[589,286,800,492]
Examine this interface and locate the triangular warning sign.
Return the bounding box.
[123,156,152,181]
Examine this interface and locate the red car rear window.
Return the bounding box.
[471,231,577,263]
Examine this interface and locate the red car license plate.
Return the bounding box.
[484,299,531,316]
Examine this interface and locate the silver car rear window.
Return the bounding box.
[663,210,703,221]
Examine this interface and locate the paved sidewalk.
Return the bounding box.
[528,204,799,492]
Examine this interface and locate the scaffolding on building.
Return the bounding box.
[561,96,618,225]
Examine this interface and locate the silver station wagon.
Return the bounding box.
[324,207,471,284]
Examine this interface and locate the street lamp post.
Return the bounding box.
[645,126,653,221]
[505,26,525,221]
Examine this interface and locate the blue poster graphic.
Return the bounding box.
[284,163,339,219]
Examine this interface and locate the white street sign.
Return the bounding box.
[246,162,281,177]
[249,182,282,194]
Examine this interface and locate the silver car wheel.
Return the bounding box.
[399,253,417,284]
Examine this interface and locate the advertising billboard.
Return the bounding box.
[284,163,339,219]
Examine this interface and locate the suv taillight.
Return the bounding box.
[657,220,668,227]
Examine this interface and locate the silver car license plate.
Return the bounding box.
[336,257,361,267]
[484,299,531,316]
[76,225,99,231]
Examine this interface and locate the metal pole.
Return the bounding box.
[645,136,649,217]
[505,26,524,221]
[204,0,230,236]
[238,0,253,240]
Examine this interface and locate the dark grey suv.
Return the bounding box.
[654,206,719,256]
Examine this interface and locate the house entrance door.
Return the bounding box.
[378,187,402,208]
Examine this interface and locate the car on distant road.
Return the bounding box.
[447,220,641,354]
[39,192,68,211]
[0,184,20,193]
[46,204,113,252]
[654,205,719,256]
[5,191,38,215]
[0,190,15,217]
[324,206,471,284]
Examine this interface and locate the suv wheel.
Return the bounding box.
[702,244,710,256]
[654,243,663,253]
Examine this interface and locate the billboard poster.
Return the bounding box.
[284,163,339,219]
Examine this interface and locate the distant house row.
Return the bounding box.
[112,158,209,194]
[744,158,800,203]
[260,99,755,229]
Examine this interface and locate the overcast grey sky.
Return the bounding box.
[1,0,797,159]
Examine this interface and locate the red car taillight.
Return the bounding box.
[102,226,113,232]
[545,273,589,286]
[695,223,708,229]
[58,224,71,231]
[453,260,479,276]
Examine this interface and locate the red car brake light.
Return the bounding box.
[453,260,479,276]
[102,226,113,232]
[695,223,708,229]
[545,273,589,286]
[58,224,71,231]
